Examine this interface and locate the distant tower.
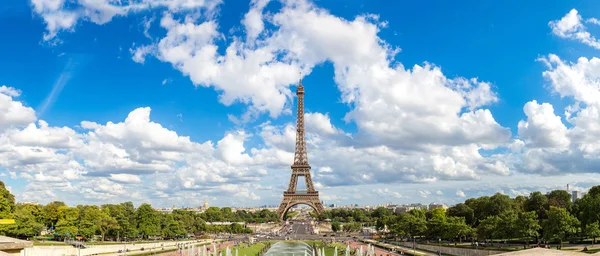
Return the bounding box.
[567,184,570,192]
[203,200,209,209]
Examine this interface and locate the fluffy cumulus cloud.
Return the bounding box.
[0,86,36,130]
[126,0,514,188]
[517,100,569,148]
[549,9,600,49]
[0,91,279,205]
[30,0,221,41]
[511,16,600,176]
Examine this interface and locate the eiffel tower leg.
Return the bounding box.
[287,174,297,192]
[277,203,286,219]
[304,174,314,191]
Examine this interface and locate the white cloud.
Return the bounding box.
[511,53,600,175]
[132,0,510,150]
[125,0,513,191]
[0,86,36,130]
[109,173,142,184]
[242,0,270,41]
[539,54,600,107]
[30,0,222,41]
[518,100,569,148]
[456,190,466,198]
[419,190,431,198]
[0,86,21,97]
[23,0,600,206]
[305,113,340,135]
[373,188,403,199]
[549,9,600,49]
[435,190,443,195]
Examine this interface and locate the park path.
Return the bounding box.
[347,240,437,256]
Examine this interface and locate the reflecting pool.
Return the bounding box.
[264,242,314,256]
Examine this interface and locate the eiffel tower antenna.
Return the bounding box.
[276,75,324,220]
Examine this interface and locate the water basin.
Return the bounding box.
[264,241,314,256]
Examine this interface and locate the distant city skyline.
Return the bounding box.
[1,1,600,208]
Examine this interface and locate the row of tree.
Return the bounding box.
[0,181,281,240]
[321,186,600,244]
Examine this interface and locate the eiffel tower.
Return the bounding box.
[277,77,324,220]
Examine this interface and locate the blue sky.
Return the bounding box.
[1,0,600,208]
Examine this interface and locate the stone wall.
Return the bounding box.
[23,239,214,256]
[392,241,505,256]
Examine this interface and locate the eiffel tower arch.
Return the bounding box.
[277,77,324,220]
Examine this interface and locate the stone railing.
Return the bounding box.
[387,240,505,256]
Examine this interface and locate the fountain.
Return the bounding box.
[264,242,314,256]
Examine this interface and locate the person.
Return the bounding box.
[584,246,588,251]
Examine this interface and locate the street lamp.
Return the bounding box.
[438,238,441,256]
[124,236,127,256]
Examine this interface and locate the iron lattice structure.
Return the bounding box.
[277,78,324,220]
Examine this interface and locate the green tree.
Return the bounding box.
[516,211,541,242]
[497,210,518,240]
[0,181,15,218]
[96,209,117,241]
[585,222,600,246]
[547,190,572,209]
[397,213,426,240]
[160,214,184,238]
[229,223,244,234]
[577,190,600,228]
[514,195,528,212]
[426,208,446,239]
[447,203,475,226]
[465,196,492,225]
[525,192,548,221]
[78,205,101,239]
[8,204,44,238]
[42,201,67,228]
[543,206,580,244]
[443,216,472,243]
[372,207,392,219]
[331,221,341,232]
[203,207,223,222]
[477,215,501,241]
[55,207,79,238]
[121,202,138,238]
[588,186,600,198]
[136,203,159,238]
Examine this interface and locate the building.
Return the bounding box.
[394,203,428,213]
[203,200,209,209]
[572,191,584,203]
[428,203,448,210]
[18,201,39,205]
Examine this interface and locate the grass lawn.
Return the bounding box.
[583,247,600,254]
[33,241,68,246]
[220,242,268,256]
